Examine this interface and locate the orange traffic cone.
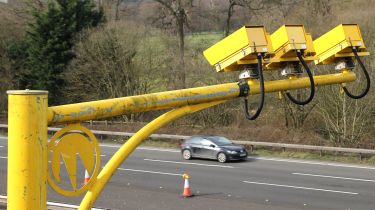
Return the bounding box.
[182,173,193,198]
[84,170,90,185]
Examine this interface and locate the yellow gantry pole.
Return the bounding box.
[48,72,356,126]
[78,100,225,210]
[7,90,48,210]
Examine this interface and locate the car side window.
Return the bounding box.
[187,137,201,145]
[201,139,212,146]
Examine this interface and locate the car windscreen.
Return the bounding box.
[209,136,232,146]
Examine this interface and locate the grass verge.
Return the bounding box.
[250,148,375,165]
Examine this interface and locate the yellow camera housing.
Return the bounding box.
[266,25,316,69]
[314,24,370,64]
[203,26,273,72]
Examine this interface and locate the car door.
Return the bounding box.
[200,139,215,158]
[188,138,203,157]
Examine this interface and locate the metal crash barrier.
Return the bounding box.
[7,24,370,210]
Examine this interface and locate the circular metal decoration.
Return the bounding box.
[47,123,100,197]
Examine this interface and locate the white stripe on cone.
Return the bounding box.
[84,170,90,185]
[184,179,189,188]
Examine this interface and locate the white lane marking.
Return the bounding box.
[100,144,179,153]
[100,154,106,157]
[101,144,375,171]
[243,181,358,195]
[0,156,6,159]
[47,201,106,210]
[0,146,3,148]
[4,140,373,171]
[250,157,375,170]
[137,147,179,153]
[100,144,121,148]
[118,168,182,176]
[292,172,375,183]
[144,158,235,168]
[0,195,106,210]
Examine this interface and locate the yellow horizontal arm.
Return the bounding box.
[248,70,355,94]
[48,71,356,125]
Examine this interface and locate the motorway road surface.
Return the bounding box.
[1,136,375,210]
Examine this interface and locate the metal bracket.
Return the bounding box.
[238,80,250,97]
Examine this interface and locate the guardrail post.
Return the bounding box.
[250,145,254,152]
[7,90,48,210]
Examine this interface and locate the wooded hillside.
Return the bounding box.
[1,0,374,148]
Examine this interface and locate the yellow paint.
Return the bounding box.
[7,90,48,210]
[278,91,283,99]
[78,100,225,209]
[8,23,369,209]
[48,72,356,126]
[7,70,360,209]
[48,83,239,125]
[313,24,369,64]
[182,174,190,179]
[267,25,316,69]
[203,26,273,72]
[271,25,307,53]
[249,72,355,95]
[48,124,100,197]
[305,33,316,56]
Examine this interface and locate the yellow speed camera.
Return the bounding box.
[266,25,316,69]
[314,24,369,65]
[203,26,273,72]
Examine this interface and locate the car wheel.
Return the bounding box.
[182,149,192,160]
[217,152,227,163]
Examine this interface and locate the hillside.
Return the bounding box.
[0,0,374,148]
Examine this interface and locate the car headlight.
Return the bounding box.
[227,150,237,154]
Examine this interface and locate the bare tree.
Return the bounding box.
[115,0,124,20]
[262,0,301,22]
[224,0,240,37]
[279,91,317,129]
[224,0,263,37]
[7,0,46,20]
[0,42,12,112]
[114,0,141,21]
[317,86,373,147]
[295,0,333,34]
[153,0,193,89]
[64,22,145,101]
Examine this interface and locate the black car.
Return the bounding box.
[180,135,248,163]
